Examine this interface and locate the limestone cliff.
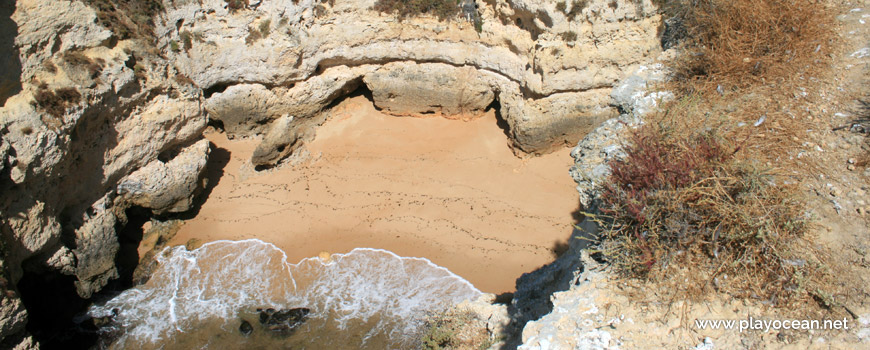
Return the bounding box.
[0,0,663,347]
[166,0,661,163]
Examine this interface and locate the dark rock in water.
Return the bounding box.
[89,308,120,328]
[258,310,270,324]
[239,320,253,336]
[272,308,309,324]
[256,307,311,336]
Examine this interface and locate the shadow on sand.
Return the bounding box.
[496,202,599,349]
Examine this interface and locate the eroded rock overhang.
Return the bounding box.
[166,0,662,164]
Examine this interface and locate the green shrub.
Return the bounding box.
[560,31,577,41]
[180,30,193,51]
[259,19,271,38]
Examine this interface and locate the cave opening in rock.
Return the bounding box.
[16,264,97,350]
[15,205,155,350]
[202,81,232,99]
[114,206,150,288]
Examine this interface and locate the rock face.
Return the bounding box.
[1,0,208,346]
[204,83,287,137]
[507,62,670,350]
[118,139,210,215]
[251,115,300,166]
[0,0,665,347]
[0,255,35,350]
[364,62,495,118]
[517,261,619,350]
[167,0,661,155]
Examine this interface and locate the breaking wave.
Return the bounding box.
[88,239,481,349]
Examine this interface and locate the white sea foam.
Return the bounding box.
[89,239,481,348]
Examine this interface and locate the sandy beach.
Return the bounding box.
[169,96,580,293]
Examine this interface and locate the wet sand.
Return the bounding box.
[169,96,580,293]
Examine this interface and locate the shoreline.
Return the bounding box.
[167,96,580,293]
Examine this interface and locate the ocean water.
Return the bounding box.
[88,239,481,349]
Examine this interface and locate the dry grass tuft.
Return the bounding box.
[62,51,103,79]
[32,86,81,118]
[245,20,272,45]
[173,74,197,87]
[560,31,577,42]
[591,0,844,309]
[594,120,831,307]
[372,0,460,21]
[665,0,834,94]
[226,0,249,11]
[83,0,165,41]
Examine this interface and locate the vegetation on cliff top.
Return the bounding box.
[372,0,461,21]
[595,119,823,305]
[662,0,833,93]
[593,0,840,311]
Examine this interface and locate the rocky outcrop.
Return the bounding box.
[204,65,372,138]
[507,64,668,349]
[0,0,666,347]
[434,293,512,349]
[0,255,35,350]
[166,0,662,156]
[517,257,618,350]
[0,0,21,107]
[0,0,210,346]
[118,139,210,215]
[70,197,120,299]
